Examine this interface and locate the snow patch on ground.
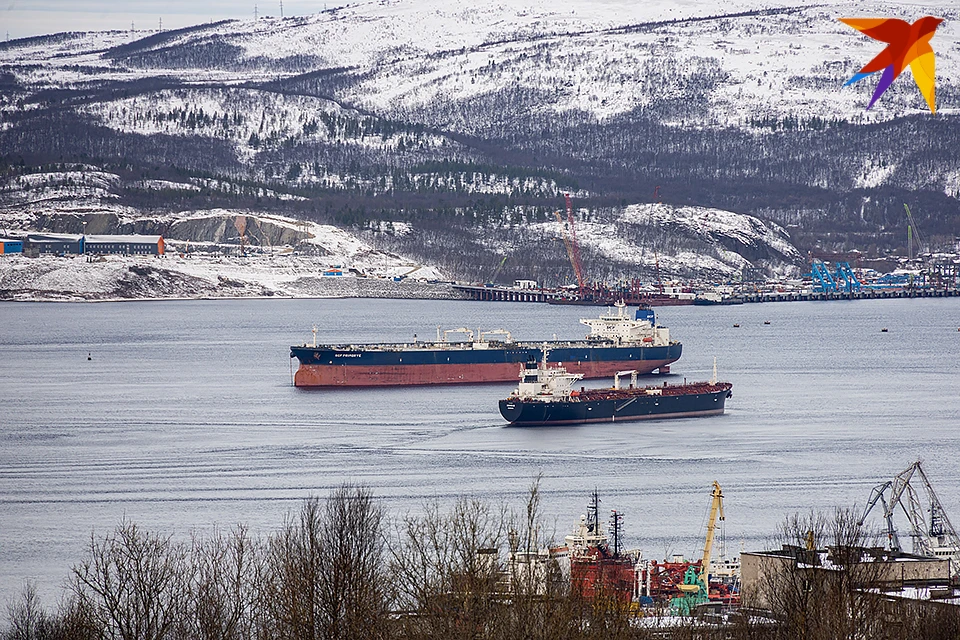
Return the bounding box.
[619,203,802,262]
[0,205,451,300]
[854,163,897,189]
[514,201,802,279]
[0,253,454,302]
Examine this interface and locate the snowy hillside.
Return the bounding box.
[5,0,957,128]
[475,202,803,283]
[1,0,958,291]
[0,252,461,302]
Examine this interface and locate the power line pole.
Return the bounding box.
[159,17,162,31]
[254,4,258,20]
[280,0,284,17]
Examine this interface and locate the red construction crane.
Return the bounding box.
[562,193,585,294]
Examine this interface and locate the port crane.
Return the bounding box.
[673,481,724,615]
[554,193,585,295]
[810,259,861,293]
[480,255,508,285]
[858,461,960,575]
[903,204,926,259]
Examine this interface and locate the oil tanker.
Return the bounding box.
[499,355,731,426]
[290,303,681,387]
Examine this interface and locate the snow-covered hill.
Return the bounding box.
[5,0,957,129]
[477,202,803,282]
[1,0,958,291]
[0,252,461,302]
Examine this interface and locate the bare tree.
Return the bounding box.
[258,486,389,640]
[69,520,187,640]
[499,475,583,640]
[316,485,390,640]
[5,583,48,640]
[747,508,891,640]
[390,497,506,640]
[181,525,259,640]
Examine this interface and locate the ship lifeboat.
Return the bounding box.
[642,337,654,343]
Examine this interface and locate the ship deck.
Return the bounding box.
[291,338,678,353]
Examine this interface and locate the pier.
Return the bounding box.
[731,287,960,304]
[454,283,960,305]
[453,284,557,303]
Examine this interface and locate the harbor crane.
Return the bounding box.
[811,259,861,293]
[673,481,724,615]
[904,204,926,259]
[858,461,960,575]
[860,481,901,552]
[554,193,585,295]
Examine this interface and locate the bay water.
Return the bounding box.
[2,297,959,607]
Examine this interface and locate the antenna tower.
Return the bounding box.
[609,509,624,557]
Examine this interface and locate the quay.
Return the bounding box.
[731,287,960,304]
[453,284,960,305]
[453,284,557,303]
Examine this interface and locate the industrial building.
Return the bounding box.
[26,234,85,255]
[0,238,23,254]
[741,544,951,608]
[84,235,164,255]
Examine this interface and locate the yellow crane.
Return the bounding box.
[674,481,725,614]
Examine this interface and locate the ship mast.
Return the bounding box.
[609,509,624,557]
[587,489,601,535]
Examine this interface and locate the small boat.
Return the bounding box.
[499,352,732,426]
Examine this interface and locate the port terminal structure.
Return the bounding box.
[454,282,960,305]
[810,260,862,293]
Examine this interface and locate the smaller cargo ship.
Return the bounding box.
[499,354,732,426]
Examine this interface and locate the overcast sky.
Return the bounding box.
[3,1,339,41]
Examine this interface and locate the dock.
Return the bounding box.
[453,284,960,305]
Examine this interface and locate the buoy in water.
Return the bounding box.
[87,352,92,360]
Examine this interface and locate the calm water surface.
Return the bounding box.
[2,297,959,606]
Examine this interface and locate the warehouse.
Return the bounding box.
[84,235,165,255]
[0,238,23,254]
[26,234,85,255]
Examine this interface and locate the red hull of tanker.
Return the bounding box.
[294,359,674,388]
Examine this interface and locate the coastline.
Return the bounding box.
[0,253,468,303]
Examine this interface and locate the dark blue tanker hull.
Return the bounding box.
[499,385,732,426]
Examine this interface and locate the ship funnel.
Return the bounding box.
[636,308,655,325]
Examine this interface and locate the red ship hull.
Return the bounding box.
[294,358,675,388]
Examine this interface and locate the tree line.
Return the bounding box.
[6,486,960,640]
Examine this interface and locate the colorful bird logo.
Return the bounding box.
[840,16,943,113]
